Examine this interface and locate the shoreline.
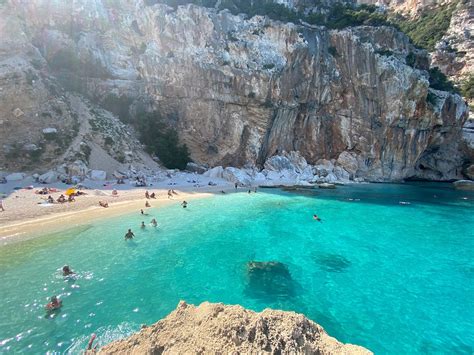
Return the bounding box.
[0,184,235,246]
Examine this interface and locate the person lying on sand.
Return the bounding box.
[112,189,118,196]
[124,229,135,240]
[150,192,156,199]
[172,190,178,195]
[145,201,151,208]
[68,195,75,202]
[47,195,54,204]
[62,265,75,276]
[99,201,109,208]
[151,218,158,227]
[45,296,62,311]
[57,194,66,203]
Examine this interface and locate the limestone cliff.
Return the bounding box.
[0,0,470,181]
[96,301,372,354]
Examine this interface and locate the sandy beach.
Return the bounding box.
[0,176,235,245]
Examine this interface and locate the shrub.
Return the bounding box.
[328,46,339,57]
[136,111,191,169]
[460,74,474,100]
[428,67,457,93]
[426,91,437,106]
[391,1,458,51]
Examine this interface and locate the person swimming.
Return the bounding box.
[45,296,62,311]
[313,214,322,222]
[141,221,146,229]
[181,200,188,208]
[140,209,149,215]
[62,265,75,276]
[151,218,158,227]
[124,229,135,240]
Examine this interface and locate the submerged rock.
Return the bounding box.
[314,253,352,273]
[97,301,372,354]
[246,261,296,299]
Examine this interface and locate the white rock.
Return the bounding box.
[42,127,58,134]
[334,166,350,181]
[90,170,107,181]
[6,172,25,181]
[203,166,224,179]
[38,170,57,184]
[222,167,252,186]
[13,108,24,117]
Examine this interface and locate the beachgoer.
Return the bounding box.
[68,195,75,202]
[172,190,178,195]
[141,221,146,229]
[86,334,98,351]
[254,187,257,193]
[313,214,322,222]
[167,190,173,199]
[140,209,145,215]
[151,218,157,227]
[145,191,150,199]
[248,189,251,194]
[62,265,75,276]
[181,200,188,208]
[0,199,4,212]
[99,201,109,208]
[150,192,156,199]
[57,194,66,203]
[145,201,151,208]
[45,296,62,311]
[47,195,54,204]
[234,182,238,189]
[112,189,118,196]
[124,229,135,240]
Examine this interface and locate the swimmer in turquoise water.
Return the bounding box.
[45,296,62,311]
[141,221,146,229]
[124,229,135,240]
[313,214,322,222]
[62,265,75,276]
[151,218,158,227]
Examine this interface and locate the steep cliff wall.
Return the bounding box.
[0,0,469,181]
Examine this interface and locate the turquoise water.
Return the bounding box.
[0,183,473,354]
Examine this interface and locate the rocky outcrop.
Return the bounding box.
[97,301,372,354]
[0,1,469,181]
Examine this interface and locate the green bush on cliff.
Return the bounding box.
[391,1,458,51]
[460,74,474,100]
[428,67,458,93]
[136,111,191,170]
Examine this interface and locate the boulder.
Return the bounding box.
[6,172,25,181]
[203,166,224,179]
[264,155,295,172]
[334,166,350,181]
[90,170,107,181]
[38,170,57,184]
[453,180,474,191]
[285,151,308,172]
[23,143,38,151]
[66,160,88,177]
[42,127,57,134]
[336,151,359,176]
[186,162,207,174]
[463,164,474,180]
[222,167,252,186]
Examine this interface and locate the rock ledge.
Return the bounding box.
[97,301,372,354]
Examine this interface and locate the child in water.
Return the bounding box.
[45,296,62,311]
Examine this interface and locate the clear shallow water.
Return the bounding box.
[0,183,473,354]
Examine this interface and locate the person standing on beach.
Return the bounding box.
[0,199,4,212]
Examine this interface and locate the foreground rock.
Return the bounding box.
[98,301,371,354]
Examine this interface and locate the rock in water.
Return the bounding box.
[245,261,296,299]
[453,180,474,191]
[97,301,372,354]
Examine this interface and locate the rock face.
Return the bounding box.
[98,301,372,354]
[0,1,470,181]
